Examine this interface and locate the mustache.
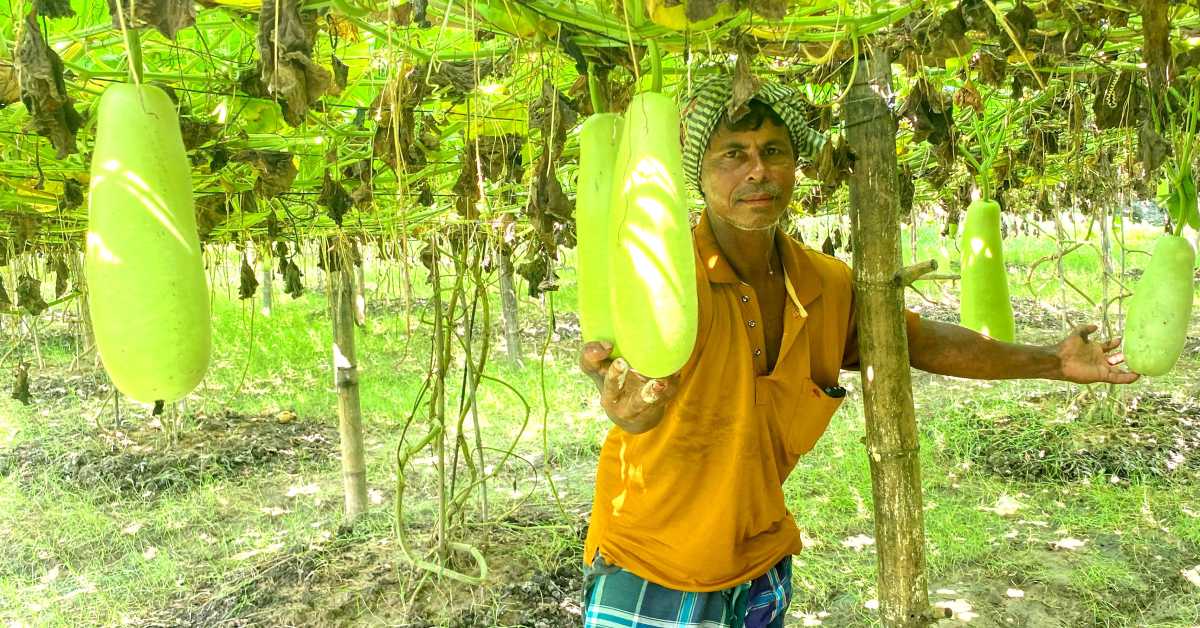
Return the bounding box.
[734,183,783,201]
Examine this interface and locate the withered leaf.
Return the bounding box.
[959,0,998,35]
[746,0,786,21]
[1137,119,1171,181]
[16,274,48,316]
[954,81,983,113]
[0,62,20,105]
[516,255,558,297]
[821,235,836,256]
[238,256,259,299]
[57,178,83,212]
[266,211,281,240]
[1004,2,1037,48]
[330,55,348,96]
[107,0,195,39]
[425,56,512,95]
[684,0,719,22]
[529,80,578,161]
[235,150,298,198]
[195,194,233,240]
[16,13,83,159]
[13,215,39,252]
[900,79,954,145]
[35,0,75,18]
[258,0,331,127]
[11,363,30,405]
[371,67,428,172]
[729,45,762,123]
[179,115,219,149]
[319,171,353,225]
[53,256,69,298]
[283,259,304,297]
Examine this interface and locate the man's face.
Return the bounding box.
[698,117,796,231]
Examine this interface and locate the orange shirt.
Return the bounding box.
[583,212,920,591]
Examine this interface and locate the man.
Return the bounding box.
[577,78,1138,628]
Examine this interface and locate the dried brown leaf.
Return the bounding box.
[107,0,195,40]
[258,0,330,127]
[15,13,82,158]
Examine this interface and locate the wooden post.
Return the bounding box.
[331,242,368,522]
[498,245,522,365]
[844,48,939,627]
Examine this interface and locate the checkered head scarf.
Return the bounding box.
[679,76,827,194]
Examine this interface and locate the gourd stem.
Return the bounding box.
[120,5,144,84]
[587,63,605,114]
[648,40,663,93]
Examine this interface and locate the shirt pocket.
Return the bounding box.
[783,379,845,455]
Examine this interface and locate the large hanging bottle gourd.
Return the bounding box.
[959,198,1015,342]
[1124,235,1195,376]
[607,91,698,378]
[576,111,624,348]
[86,84,211,403]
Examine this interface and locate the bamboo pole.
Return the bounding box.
[331,241,368,522]
[260,251,273,317]
[354,257,367,327]
[498,245,522,365]
[844,47,942,628]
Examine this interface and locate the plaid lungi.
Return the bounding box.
[582,554,791,628]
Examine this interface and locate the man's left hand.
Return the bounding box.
[1056,324,1140,384]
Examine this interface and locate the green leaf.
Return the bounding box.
[1182,172,1199,230]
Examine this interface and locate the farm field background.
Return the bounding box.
[3,220,1199,627]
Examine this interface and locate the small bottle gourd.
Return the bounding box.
[959,198,1015,342]
[1123,235,1194,376]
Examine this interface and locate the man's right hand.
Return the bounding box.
[579,341,679,434]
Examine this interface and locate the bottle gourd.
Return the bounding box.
[607,92,698,378]
[959,198,1015,342]
[1124,235,1194,376]
[576,112,623,348]
[86,84,211,403]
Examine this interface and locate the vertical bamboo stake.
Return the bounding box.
[844,48,937,628]
[331,241,368,522]
[260,250,273,317]
[498,245,522,365]
[354,256,367,327]
[72,251,95,363]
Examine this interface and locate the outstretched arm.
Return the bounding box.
[907,319,1140,384]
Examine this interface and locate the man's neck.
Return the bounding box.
[706,208,780,284]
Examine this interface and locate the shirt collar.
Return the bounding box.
[694,210,823,306]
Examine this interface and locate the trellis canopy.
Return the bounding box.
[1,0,1199,254]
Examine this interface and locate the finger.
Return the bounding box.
[1102,337,1121,352]
[1108,370,1140,384]
[638,378,669,405]
[601,357,631,410]
[580,341,615,378]
[1107,352,1125,366]
[1073,324,1098,342]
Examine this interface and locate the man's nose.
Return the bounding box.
[744,151,767,181]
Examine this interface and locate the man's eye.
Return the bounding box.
[724,151,739,159]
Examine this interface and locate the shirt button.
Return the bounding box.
[754,349,762,357]
[748,320,757,328]
[741,295,750,303]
